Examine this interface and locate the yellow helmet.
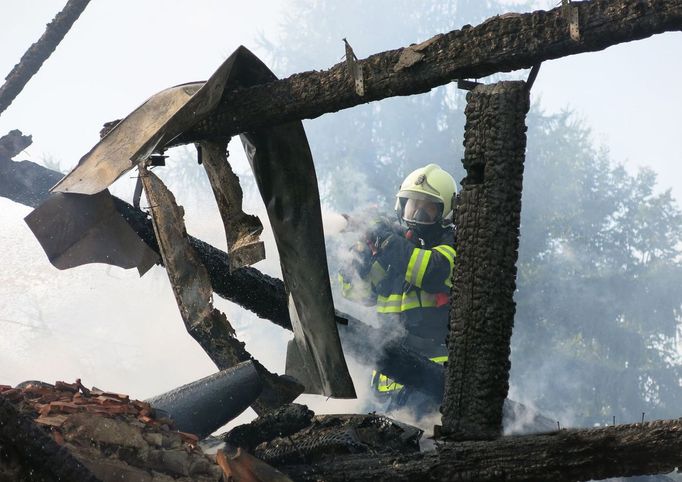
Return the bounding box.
[394,163,457,227]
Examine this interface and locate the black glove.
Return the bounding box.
[364,217,398,254]
[374,232,412,276]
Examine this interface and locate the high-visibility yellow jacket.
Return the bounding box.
[339,224,455,394]
[339,224,455,355]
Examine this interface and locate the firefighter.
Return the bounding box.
[338,163,457,415]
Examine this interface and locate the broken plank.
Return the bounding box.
[139,165,302,413]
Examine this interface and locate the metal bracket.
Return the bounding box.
[457,79,483,91]
[343,38,365,96]
[148,154,167,167]
[525,63,542,91]
[133,173,143,209]
[195,143,203,165]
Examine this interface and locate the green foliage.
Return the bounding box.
[515,110,682,423]
[261,0,682,425]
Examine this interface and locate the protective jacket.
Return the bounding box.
[339,222,455,358]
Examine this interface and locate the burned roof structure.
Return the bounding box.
[28,46,356,404]
[3,0,682,480]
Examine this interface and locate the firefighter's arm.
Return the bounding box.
[375,235,455,292]
[337,241,379,306]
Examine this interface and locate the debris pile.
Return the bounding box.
[4,380,417,482]
[223,405,422,468]
[0,380,223,481]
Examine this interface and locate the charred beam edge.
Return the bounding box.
[277,418,682,482]
[0,0,91,117]
[442,81,530,441]
[166,0,682,143]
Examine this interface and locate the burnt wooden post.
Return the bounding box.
[441,81,530,441]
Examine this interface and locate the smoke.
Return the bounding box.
[507,356,582,431]
[0,137,437,441]
[155,143,406,427]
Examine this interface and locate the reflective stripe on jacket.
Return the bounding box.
[338,237,456,314]
[371,355,448,393]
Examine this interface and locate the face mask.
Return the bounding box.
[402,198,442,225]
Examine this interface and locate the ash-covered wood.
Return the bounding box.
[169,0,682,143]
[0,0,91,117]
[278,419,682,482]
[224,403,314,452]
[254,413,422,467]
[442,81,530,441]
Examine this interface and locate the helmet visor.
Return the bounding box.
[399,193,443,225]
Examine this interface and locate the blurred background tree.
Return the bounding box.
[257,0,682,426]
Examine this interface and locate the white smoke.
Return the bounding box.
[0,138,436,442]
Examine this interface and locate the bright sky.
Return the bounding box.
[0,1,679,194]
[1,0,681,429]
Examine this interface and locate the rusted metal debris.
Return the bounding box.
[50,46,247,195]
[139,164,302,413]
[26,46,355,401]
[51,48,267,272]
[236,48,355,399]
[199,140,265,271]
[24,190,159,275]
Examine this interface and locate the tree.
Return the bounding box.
[514,110,682,425]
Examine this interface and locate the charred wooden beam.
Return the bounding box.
[0,0,91,117]
[442,82,530,441]
[0,147,292,329]
[278,418,682,482]
[138,166,302,413]
[199,140,265,271]
[0,130,32,159]
[170,0,682,143]
[337,311,444,400]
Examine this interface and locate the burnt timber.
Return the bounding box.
[442,82,530,440]
[169,0,682,142]
[278,418,682,482]
[3,0,682,479]
[0,0,91,117]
